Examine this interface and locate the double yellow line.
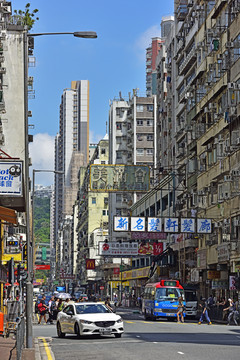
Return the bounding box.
[38,337,53,360]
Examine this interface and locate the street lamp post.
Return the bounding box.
[24,29,97,349]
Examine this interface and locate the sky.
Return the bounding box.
[13,0,174,185]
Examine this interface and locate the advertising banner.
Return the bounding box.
[99,241,164,257]
[0,161,23,196]
[90,164,150,192]
[35,264,50,270]
[86,259,95,270]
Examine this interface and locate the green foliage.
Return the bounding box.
[14,3,39,30]
[34,197,50,244]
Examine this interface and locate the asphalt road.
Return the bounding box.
[33,310,240,360]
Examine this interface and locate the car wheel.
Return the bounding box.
[114,333,122,338]
[75,322,81,338]
[57,322,65,338]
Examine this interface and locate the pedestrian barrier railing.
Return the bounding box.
[15,316,25,360]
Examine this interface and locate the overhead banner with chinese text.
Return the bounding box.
[114,216,212,234]
[89,164,150,192]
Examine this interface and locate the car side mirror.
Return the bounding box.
[67,311,73,316]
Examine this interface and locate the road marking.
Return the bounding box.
[38,337,53,360]
[153,342,158,344]
[125,321,134,323]
[178,352,184,355]
[141,321,154,324]
[136,335,141,338]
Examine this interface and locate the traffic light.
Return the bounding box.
[17,263,27,283]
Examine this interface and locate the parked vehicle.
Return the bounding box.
[184,288,198,318]
[57,302,124,338]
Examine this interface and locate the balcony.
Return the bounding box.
[179,46,197,75]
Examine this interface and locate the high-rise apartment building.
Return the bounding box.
[146,16,174,97]
[108,92,157,243]
[53,80,89,261]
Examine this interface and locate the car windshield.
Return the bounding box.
[185,291,197,301]
[75,304,111,314]
[155,288,184,301]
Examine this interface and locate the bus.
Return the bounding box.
[143,280,186,321]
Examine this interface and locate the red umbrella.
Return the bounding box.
[14,282,19,286]
[4,282,11,287]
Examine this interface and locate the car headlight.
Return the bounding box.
[155,308,162,312]
[116,318,123,323]
[80,320,92,324]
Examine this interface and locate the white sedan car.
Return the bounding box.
[57,302,124,338]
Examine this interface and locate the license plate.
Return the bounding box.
[166,313,174,317]
[99,328,112,335]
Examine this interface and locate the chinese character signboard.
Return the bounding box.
[90,164,150,192]
[99,242,139,256]
[0,161,23,196]
[147,217,162,232]
[131,217,145,232]
[114,216,129,231]
[86,259,95,270]
[164,218,179,233]
[197,219,211,233]
[229,275,236,290]
[181,218,195,233]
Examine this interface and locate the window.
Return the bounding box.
[146,120,153,126]
[116,137,122,144]
[147,134,153,141]
[137,149,144,156]
[116,208,122,216]
[137,105,144,112]
[102,210,109,216]
[101,161,105,164]
[116,151,122,159]
[137,120,143,126]
[116,123,122,130]
[137,134,143,141]
[147,104,153,111]
[101,148,106,155]
[116,194,122,202]
[92,197,96,204]
[146,149,153,155]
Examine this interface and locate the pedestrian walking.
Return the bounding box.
[198,297,212,325]
[105,297,113,312]
[47,296,55,324]
[37,295,48,324]
[223,298,238,325]
[177,296,184,323]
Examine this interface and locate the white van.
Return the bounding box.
[184,289,198,318]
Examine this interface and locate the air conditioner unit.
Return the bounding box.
[223,192,230,199]
[231,169,240,177]
[228,82,235,89]
[225,146,231,153]
[224,175,232,182]
[122,198,128,203]
[226,41,234,48]
[204,107,209,113]
[213,113,219,121]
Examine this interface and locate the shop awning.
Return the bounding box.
[0,206,17,224]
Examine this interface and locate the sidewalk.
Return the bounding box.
[0,335,17,360]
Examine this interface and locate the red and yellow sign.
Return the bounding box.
[86,259,95,270]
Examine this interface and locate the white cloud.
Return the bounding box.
[29,133,55,186]
[89,129,104,144]
[134,24,161,60]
